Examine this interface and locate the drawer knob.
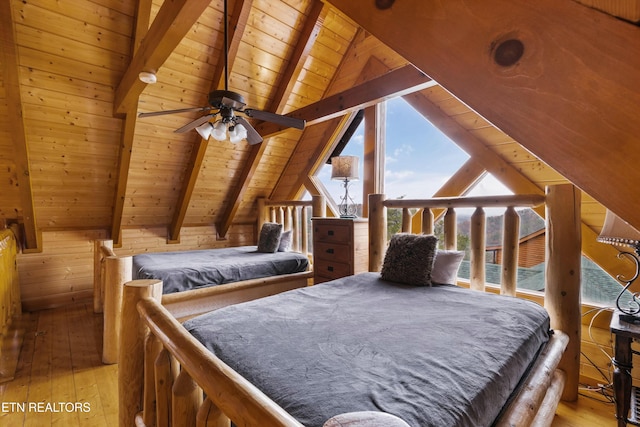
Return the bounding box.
[327,230,334,236]
[327,266,334,272]
[326,248,334,254]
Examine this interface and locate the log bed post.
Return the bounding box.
[119,279,163,427]
[369,193,387,272]
[544,184,581,401]
[93,239,113,313]
[103,255,132,364]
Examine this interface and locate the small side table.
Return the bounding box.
[611,311,640,426]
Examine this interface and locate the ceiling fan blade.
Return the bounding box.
[243,109,305,130]
[138,106,211,118]
[174,114,215,133]
[236,116,263,145]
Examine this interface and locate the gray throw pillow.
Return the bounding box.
[278,230,292,252]
[257,222,283,253]
[381,233,438,286]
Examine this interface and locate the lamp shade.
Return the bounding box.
[598,209,640,247]
[331,156,359,180]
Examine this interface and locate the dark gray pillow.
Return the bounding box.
[278,230,292,252]
[381,233,438,286]
[257,222,283,253]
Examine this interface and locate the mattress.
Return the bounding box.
[184,272,550,427]
[132,245,309,294]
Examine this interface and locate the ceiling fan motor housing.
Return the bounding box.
[209,90,246,110]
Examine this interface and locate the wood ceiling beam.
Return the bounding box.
[325,0,640,232]
[0,1,40,251]
[111,0,153,246]
[169,0,253,243]
[113,0,211,115]
[254,64,435,139]
[216,0,327,238]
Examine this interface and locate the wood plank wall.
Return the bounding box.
[16,225,254,311]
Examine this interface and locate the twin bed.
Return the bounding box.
[114,188,579,427]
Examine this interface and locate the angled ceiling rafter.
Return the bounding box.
[0,0,40,251]
[216,0,327,238]
[254,64,435,140]
[111,0,153,246]
[168,0,254,243]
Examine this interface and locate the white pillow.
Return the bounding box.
[431,250,465,285]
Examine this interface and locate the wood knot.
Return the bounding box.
[375,0,395,9]
[493,39,524,67]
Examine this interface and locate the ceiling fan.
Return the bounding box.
[137,0,305,145]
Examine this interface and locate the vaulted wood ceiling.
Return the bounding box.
[2,0,639,279]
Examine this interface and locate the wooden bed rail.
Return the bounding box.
[368,193,546,294]
[369,185,582,402]
[257,195,326,254]
[120,281,305,427]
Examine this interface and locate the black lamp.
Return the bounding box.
[598,210,640,323]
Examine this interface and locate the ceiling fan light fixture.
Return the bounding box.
[212,121,227,141]
[229,123,248,144]
[138,71,157,84]
[195,122,213,140]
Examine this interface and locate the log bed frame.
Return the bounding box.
[118,184,581,427]
[94,196,326,364]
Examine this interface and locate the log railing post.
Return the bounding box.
[119,279,163,427]
[103,255,132,364]
[301,206,309,255]
[257,198,267,237]
[444,208,457,250]
[155,348,179,427]
[470,207,486,292]
[369,194,387,272]
[292,207,300,252]
[544,184,581,401]
[197,397,231,427]
[422,208,434,235]
[172,370,203,427]
[501,207,520,296]
[401,208,411,233]
[141,333,163,427]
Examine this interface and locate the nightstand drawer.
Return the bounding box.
[314,241,351,262]
[313,223,350,243]
[314,259,351,278]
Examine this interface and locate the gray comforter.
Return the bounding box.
[184,272,550,427]
[132,246,309,294]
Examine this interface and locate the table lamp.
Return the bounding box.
[331,156,359,218]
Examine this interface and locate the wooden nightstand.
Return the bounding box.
[312,217,368,284]
[611,311,640,426]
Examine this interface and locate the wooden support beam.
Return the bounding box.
[111,1,153,246]
[0,1,40,251]
[113,0,211,114]
[216,1,326,238]
[544,184,581,401]
[362,103,386,217]
[325,0,640,231]
[254,64,435,139]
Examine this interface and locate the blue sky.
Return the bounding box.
[318,96,512,206]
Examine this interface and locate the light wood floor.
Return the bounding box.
[0,302,619,426]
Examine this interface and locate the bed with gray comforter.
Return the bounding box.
[132,246,309,294]
[184,272,551,427]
